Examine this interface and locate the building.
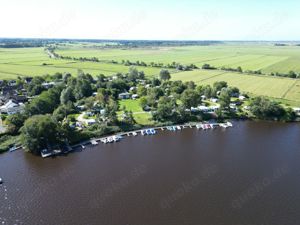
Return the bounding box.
[293,108,300,116]
[239,95,247,101]
[0,99,24,115]
[118,92,131,100]
[132,94,139,100]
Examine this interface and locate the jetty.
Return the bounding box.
[44,121,234,156]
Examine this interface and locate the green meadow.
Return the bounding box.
[0,43,300,106]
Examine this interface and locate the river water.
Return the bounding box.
[0,121,300,225]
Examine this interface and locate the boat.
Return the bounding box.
[219,123,228,128]
[150,129,156,135]
[146,129,152,135]
[172,126,177,131]
[41,149,52,158]
[132,132,138,136]
[91,140,98,145]
[226,122,233,127]
[177,126,181,130]
[0,178,3,184]
[112,136,120,142]
[101,138,108,144]
[141,130,146,135]
[81,145,86,149]
[196,124,201,129]
[9,146,18,152]
[107,137,114,143]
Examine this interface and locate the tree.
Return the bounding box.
[139,96,148,109]
[21,115,62,155]
[137,85,147,96]
[181,89,201,109]
[74,74,93,100]
[26,76,46,96]
[213,81,228,92]
[6,113,27,135]
[153,96,178,122]
[249,97,286,120]
[60,86,75,104]
[219,89,231,110]
[159,69,171,81]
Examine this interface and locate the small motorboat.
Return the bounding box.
[226,122,233,127]
[107,137,114,143]
[150,129,156,135]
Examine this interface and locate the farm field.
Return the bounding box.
[172,70,300,106]
[0,47,162,79]
[0,44,300,106]
[56,44,300,74]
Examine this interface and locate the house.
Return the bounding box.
[210,98,218,103]
[239,95,247,101]
[24,77,33,84]
[118,92,131,100]
[293,108,300,116]
[0,99,24,115]
[129,87,136,92]
[132,94,139,100]
[84,119,96,126]
[42,82,55,89]
[8,80,17,87]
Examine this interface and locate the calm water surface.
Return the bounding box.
[0,121,300,225]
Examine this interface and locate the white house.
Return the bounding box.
[293,108,300,116]
[118,92,131,100]
[132,94,139,100]
[239,95,247,101]
[0,100,24,115]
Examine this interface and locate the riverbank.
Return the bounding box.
[63,121,233,157]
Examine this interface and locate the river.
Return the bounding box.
[0,121,300,225]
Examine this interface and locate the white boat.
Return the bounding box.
[101,138,108,144]
[107,137,114,143]
[132,132,138,136]
[177,126,181,130]
[81,145,86,149]
[226,122,233,127]
[141,130,146,135]
[150,129,156,135]
[41,149,52,158]
[196,124,201,129]
[91,140,98,145]
[219,123,228,128]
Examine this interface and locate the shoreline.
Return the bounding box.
[69,121,232,152]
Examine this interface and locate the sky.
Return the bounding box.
[1,0,300,40]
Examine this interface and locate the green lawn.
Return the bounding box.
[118,99,153,125]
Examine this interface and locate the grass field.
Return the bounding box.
[1,43,300,106]
[56,44,300,74]
[118,99,153,125]
[172,70,300,106]
[0,47,162,79]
